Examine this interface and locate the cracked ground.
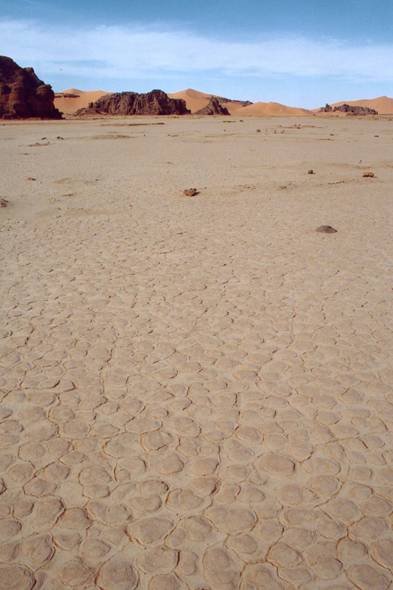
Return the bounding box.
[1,116,393,589]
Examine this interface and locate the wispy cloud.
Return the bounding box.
[1,18,393,82]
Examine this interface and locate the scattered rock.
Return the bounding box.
[57,136,64,140]
[0,198,9,207]
[195,98,230,116]
[308,170,314,174]
[363,172,375,178]
[76,90,190,116]
[316,226,337,234]
[27,177,36,181]
[183,188,198,197]
[0,57,62,119]
[256,129,261,133]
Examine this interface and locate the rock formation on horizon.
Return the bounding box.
[216,96,253,108]
[75,90,190,116]
[0,56,62,119]
[319,103,378,115]
[195,97,231,116]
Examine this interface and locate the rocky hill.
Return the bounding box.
[76,90,190,116]
[195,97,231,115]
[319,103,378,115]
[0,56,61,119]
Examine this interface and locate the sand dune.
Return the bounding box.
[54,89,110,114]
[235,101,310,116]
[330,96,393,114]
[168,88,253,115]
[313,96,393,115]
[168,89,213,113]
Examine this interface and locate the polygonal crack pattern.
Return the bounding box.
[1,120,393,589]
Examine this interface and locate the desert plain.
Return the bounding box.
[1,114,393,590]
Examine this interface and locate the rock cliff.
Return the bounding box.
[76,90,190,116]
[0,56,62,119]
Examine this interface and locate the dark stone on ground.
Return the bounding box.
[316,225,337,234]
[183,188,198,196]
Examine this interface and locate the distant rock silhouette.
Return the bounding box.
[195,97,230,115]
[75,90,190,116]
[215,96,253,108]
[319,103,378,115]
[0,56,62,119]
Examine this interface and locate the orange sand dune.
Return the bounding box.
[168,89,211,113]
[168,88,253,115]
[235,101,310,116]
[330,96,393,114]
[54,89,110,115]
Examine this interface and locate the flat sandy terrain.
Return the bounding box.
[1,115,393,590]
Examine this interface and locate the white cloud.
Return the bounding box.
[1,18,393,82]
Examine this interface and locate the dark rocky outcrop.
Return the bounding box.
[76,90,190,116]
[319,104,333,112]
[0,56,62,119]
[335,104,378,115]
[215,96,253,108]
[195,97,230,115]
[319,103,377,115]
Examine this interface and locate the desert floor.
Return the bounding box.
[1,115,393,590]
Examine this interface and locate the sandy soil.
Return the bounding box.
[1,115,393,590]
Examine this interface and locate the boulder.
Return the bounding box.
[195,97,230,115]
[75,90,190,116]
[0,56,61,119]
[319,104,333,112]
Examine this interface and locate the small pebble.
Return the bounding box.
[316,225,337,234]
[0,198,9,208]
[256,129,261,133]
[363,172,375,178]
[308,170,315,175]
[183,188,198,197]
[27,177,36,181]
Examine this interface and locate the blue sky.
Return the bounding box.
[1,0,393,108]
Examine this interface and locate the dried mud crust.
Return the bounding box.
[1,117,393,590]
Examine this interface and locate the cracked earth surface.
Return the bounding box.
[1,116,393,589]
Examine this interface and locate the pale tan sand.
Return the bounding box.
[1,115,393,590]
[55,89,110,115]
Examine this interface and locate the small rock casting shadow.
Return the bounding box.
[316,225,337,234]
